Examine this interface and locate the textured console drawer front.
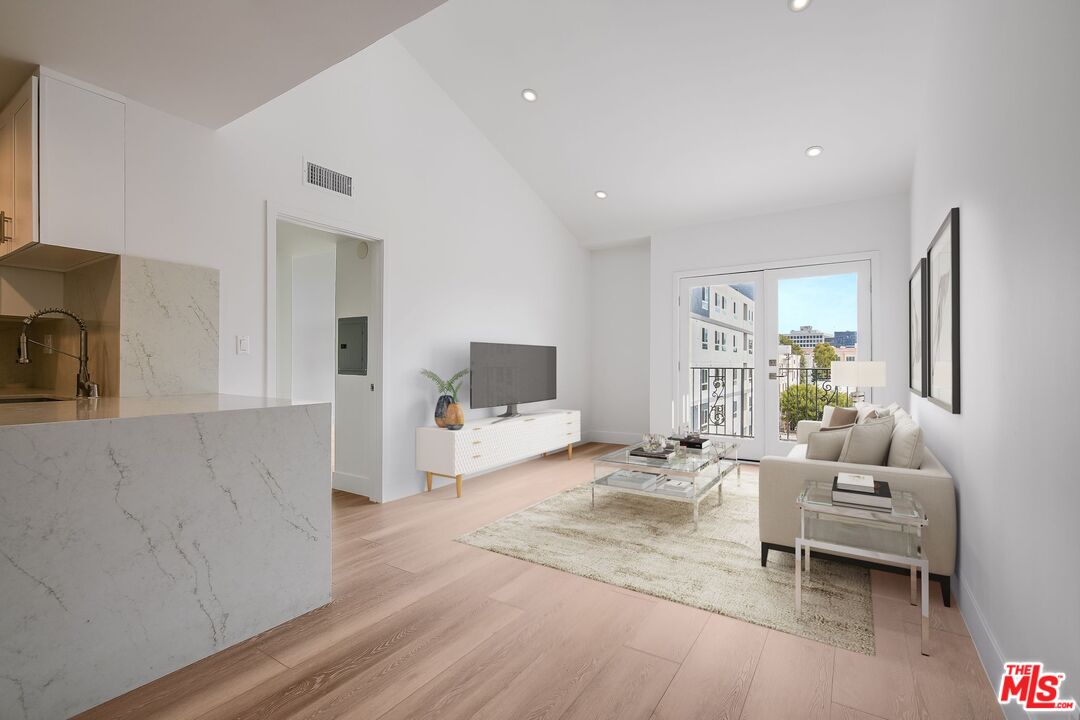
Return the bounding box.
[451,417,561,472]
[454,425,492,452]
[456,450,491,475]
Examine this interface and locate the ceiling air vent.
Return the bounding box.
[305,161,353,197]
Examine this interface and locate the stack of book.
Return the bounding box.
[604,470,661,491]
[831,472,893,511]
[669,435,712,450]
[630,445,675,460]
[653,478,695,498]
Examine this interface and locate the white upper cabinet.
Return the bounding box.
[0,70,125,260]
[39,72,125,254]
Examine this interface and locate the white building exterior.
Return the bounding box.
[687,284,754,436]
[784,325,832,350]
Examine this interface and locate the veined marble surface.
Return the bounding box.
[120,256,220,396]
[0,401,331,719]
[0,392,297,427]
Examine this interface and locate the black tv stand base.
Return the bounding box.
[492,404,520,423]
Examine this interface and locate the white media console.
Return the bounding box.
[415,410,581,497]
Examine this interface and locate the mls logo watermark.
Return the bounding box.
[998,662,1076,712]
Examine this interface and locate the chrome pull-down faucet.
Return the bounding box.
[16,307,100,398]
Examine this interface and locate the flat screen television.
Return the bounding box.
[470,342,556,418]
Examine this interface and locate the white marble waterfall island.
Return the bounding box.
[0,395,332,720]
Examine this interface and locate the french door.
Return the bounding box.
[677,259,871,460]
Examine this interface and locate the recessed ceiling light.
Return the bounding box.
[805,145,823,157]
[521,88,538,102]
[789,0,812,11]
[594,190,608,199]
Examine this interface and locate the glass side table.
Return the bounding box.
[796,480,931,655]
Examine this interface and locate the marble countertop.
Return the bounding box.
[0,393,316,427]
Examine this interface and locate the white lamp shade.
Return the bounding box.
[830,361,886,388]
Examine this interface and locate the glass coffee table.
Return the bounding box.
[796,480,931,655]
[592,441,739,529]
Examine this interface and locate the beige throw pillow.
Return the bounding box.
[822,405,857,428]
[854,402,880,424]
[888,413,925,469]
[839,415,895,466]
[807,428,849,461]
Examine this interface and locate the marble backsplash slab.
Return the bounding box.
[120,257,219,396]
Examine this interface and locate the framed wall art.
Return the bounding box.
[926,207,960,413]
[909,259,928,396]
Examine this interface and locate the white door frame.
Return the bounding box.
[677,270,766,459]
[762,259,872,457]
[670,250,880,459]
[264,201,388,501]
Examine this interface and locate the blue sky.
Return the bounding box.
[777,273,857,334]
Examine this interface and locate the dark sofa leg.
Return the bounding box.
[760,543,768,567]
[940,576,951,607]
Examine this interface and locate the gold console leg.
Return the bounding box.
[567,443,573,460]
[426,472,433,492]
[455,474,462,498]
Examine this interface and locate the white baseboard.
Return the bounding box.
[958,575,1020,718]
[584,430,641,445]
[333,470,372,498]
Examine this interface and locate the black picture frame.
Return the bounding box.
[926,207,960,413]
[908,259,928,397]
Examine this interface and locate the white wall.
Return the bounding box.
[648,194,911,434]
[334,239,377,496]
[115,35,590,502]
[588,241,651,443]
[290,250,336,405]
[909,0,1080,699]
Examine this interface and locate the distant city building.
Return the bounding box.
[835,345,857,363]
[830,330,857,348]
[784,325,831,350]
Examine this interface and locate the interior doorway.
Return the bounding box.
[269,215,384,501]
[677,259,872,460]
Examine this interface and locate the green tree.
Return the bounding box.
[813,342,839,370]
[778,382,853,433]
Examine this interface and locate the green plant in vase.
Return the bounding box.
[420,368,469,430]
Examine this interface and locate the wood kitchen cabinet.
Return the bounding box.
[0,76,37,256]
[0,69,125,262]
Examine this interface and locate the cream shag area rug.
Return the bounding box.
[458,474,875,654]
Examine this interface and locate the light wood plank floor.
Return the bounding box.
[78,443,1002,720]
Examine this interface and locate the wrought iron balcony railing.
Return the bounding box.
[690,367,754,438]
[689,366,853,441]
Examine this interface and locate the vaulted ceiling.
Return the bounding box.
[0,0,446,128]
[397,0,935,246]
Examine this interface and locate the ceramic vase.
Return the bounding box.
[434,394,453,428]
[444,402,465,430]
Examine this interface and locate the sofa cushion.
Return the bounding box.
[822,405,857,428]
[854,402,879,424]
[854,401,901,424]
[888,413,925,469]
[839,415,895,465]
[787,444,808,459]
[806,428,849,461]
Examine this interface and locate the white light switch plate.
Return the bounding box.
[236,335,251,355]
